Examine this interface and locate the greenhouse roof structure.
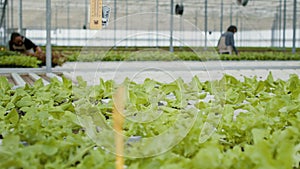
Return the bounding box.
[3,0,299,31]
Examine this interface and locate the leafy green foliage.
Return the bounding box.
[0,50,22,57]
[221,52,300,60]
[0,49,67,67]
[66,49,300,62]
[0,55,41,68]
[0,73,300,168]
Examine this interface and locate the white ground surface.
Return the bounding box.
[54,61,300,85]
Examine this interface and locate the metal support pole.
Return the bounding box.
[170,0,174,52]
[18,0,22,34]
[156,0,159,48]
[240,16,242,46]
[230,4,232,25]
[10,0,13,29]
[278,0,282,47]
[46,0,52,72]
[236,10,239,45]
[282,0,286,51]
[195,10,198,30]
[85,0,88,28]
[55,4,57,44]
[271,14,278,47]
[204,0,207,50]
[6,0,9,34]
[3,1,7,46]
[67,0,70,46]
[292,0,297,54]
[126,0,128,47]
[114,0,117,49]
[220,0,223,34]
[194,10,198,45]
[84,0,88,43]
[236,11,239,28]
[179,0,183,48]
[271,23,275,47]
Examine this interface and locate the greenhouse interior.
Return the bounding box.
[1,0,300,169]
[0,0,299,46]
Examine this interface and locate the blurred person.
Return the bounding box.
[217,25,239,55]
[8,32,67,67]
[9,32,42,56]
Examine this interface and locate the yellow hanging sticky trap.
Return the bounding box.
[90,0,102,29]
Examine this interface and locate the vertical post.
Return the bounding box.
[236,10,239,45]
[275,13,278,46]
[275,6,279,47]
[3,0,7,46]
[67,0,70,46]
[170,0,174,52]
[18,0,22,34]
[240,16,242,46]
[179,0,183,49]
[271,23,274,47]
[278,0,282,47]
[195,10,198,30]
[282,0,286,51]
[271,14,277,47]
[10,0,13,29]
[204,0,207,50]
[292,0,297,54]
[236,11,239,28]
[156,0,159,48]
[114,0,117,49]
[220,0,223,34]
[126,0,128,48]
[46,0,52,72]
[230,4,232,25]
[85,0,88,28]
[6,0,9,33]
[113,86,126,169]
[84,0,88,44]
[55,4,57,45]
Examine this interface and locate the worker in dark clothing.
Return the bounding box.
[8,32,67,67]
[217,25,239,55]
[9,32,42,56]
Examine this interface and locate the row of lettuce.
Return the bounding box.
[0,73,300,168]
[0,50,67,68]
[1,47,300,67]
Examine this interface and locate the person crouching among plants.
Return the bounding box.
[8,32,67,67]
[217,25,239,55]
[9,32,43,56]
